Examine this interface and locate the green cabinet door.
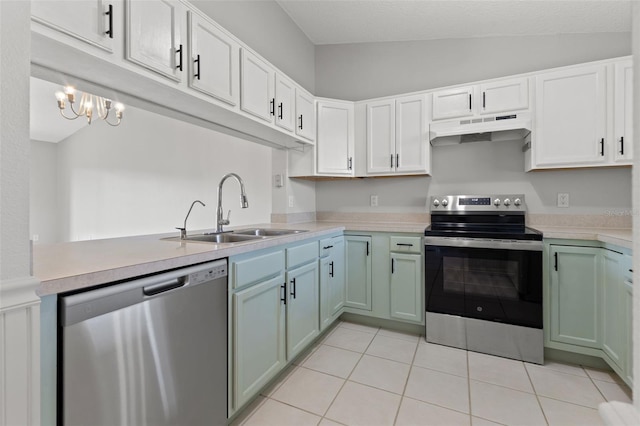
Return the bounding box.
[390,253,423,323]
[602,249,625,368]
[320,236,346,331]
[345,235,372,311]
[549,245,601,348]
[624,278,633,386]
[233,273,286,409]
[286,261,320,360]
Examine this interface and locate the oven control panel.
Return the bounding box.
[431,195,525,212]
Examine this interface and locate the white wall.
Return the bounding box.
[315,33,631,101]
[316,140,632,215]
[40,106,273,243]
[191,0,315,93]
[30,141,59,244]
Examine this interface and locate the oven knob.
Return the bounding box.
[433,199,440,207]
[504,198,511,206]
[441,199,449,207]
[493,198,501,206]
[514,198,522,207]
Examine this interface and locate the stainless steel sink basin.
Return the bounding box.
[233,228,308,237]
[164,233,267,244]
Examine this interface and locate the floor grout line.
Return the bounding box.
[523,360,550,426]
[391,333,421,425]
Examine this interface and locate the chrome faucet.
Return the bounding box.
[176,200,206,239]
[216,173,249,233]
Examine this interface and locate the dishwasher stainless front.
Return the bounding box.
[59,259,227,426]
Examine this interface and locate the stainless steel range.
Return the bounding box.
[424,194,543,364]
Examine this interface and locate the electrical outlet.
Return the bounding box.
[274,174,283,188]
[370,195,378,207]
[557,193,569,208]
[288,196,294,208]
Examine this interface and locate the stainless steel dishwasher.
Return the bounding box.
[59,259,227,426]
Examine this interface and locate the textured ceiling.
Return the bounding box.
[276,0,632,45]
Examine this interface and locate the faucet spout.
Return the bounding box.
[216,173,249,233]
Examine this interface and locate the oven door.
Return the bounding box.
[424,237,543,328]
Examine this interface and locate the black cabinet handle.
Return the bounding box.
[554,252,558,271]
[348,157,353,170]
[469,94,472,110]
[391,258,395,274]
[278,102,283,120]
[105,4,113,39]
[396,154,399,168]
[397,243,413,247]
[366,241,370,256]
[390,154,394,168]
[482,92,486,109]
[330,261,334,277]
[620,136,624,155]
[600,138,605,156]
[323,245,334,250]
[270,99,275,116]
[290,278,296,299]
[176,44,183,71]
[194,54,201,80]
[299,114,303,130]
[630,269,634,273]
[281,282,287,304]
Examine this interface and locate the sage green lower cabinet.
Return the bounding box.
[602,248,625,369]
[320,236,346,331]
[286,261,320,360]
[345,235,372,311]
[546,241,633,388]
[549,245,601,348]
[390,253,422,323]
[233,273,286,410]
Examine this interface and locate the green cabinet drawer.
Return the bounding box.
[286,241,318,269]
[390,236,422,254]
[233,250,285,289]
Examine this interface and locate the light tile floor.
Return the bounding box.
[232,321,632,426]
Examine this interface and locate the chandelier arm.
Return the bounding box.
[104,116,121,127]
[68,102,82,117]
[59,109,80,121]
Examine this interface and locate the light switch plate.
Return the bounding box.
[557,193,569,208]
[370,195,378,207]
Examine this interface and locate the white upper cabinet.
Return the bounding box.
[32,0,116,52]
[317,99,355,175]
[432,86,474,120]
[125,0,184,82]
[532,64,608,169]
[240,49,275,123]
[366,94,429,175]
[432,77,529,121]
[366,99,396,174]
[187,11,239,106]
[614,60,633,164]
[275,74,296,132]
[479,77,529,115]
[295,89,316,143]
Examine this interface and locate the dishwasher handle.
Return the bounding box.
[143,277,186,296]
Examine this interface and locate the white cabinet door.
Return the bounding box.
[479,77,529,115]
[125,0,184,81]
[395,94,429,174]
[240,49,275,123]
[32,0,115,51]
[432,86,474,120]
[295,89,315,142]
[316,100,355,175]
[187,11,238,106]
[366,99,395,174]
[275,74,296,132]
[534,64,608,168]
[614,60,633,163]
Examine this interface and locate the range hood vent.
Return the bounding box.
[430,112,532,146]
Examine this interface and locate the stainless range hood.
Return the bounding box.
[429,112,532,146]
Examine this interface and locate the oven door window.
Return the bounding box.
[425,245,542,328]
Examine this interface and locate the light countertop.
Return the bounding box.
[33,221,632,296]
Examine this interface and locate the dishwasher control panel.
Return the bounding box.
[189,262,227,285]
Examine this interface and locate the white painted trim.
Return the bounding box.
[0,276,41,311]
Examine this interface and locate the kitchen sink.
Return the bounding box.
[164,233,267,244]
[233,228,308,237]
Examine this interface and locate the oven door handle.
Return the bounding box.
[423,236,543,252]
